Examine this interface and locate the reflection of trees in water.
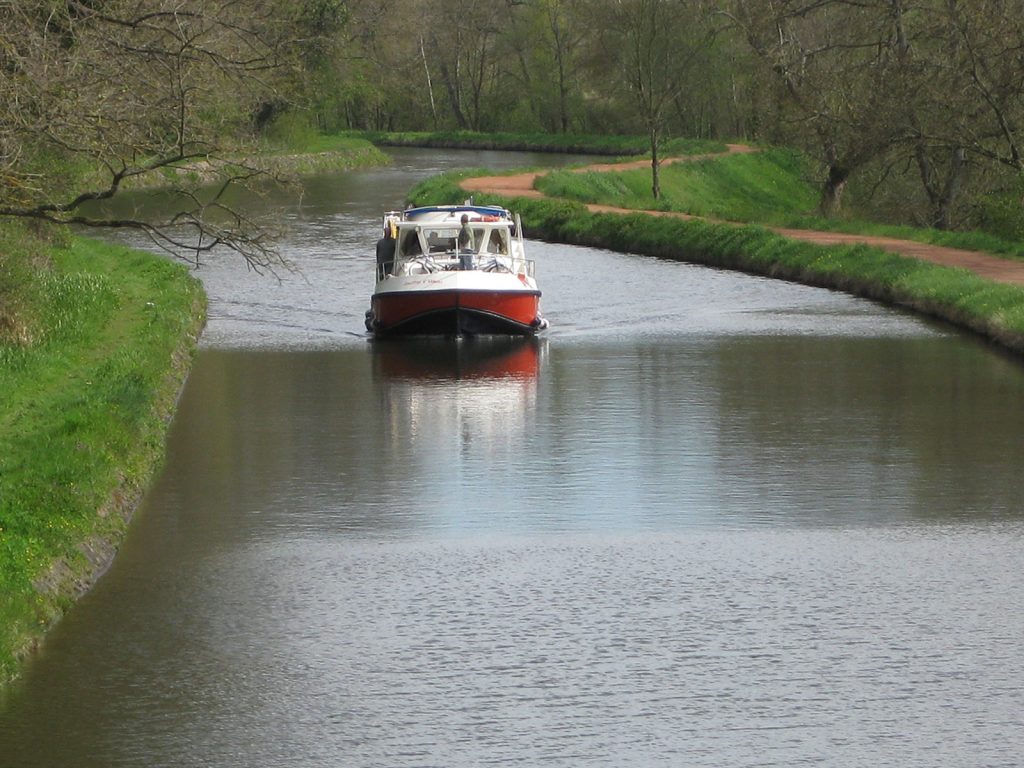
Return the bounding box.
[709,337,1024,523]
[159,348,420,539]
[158,334,1024,546]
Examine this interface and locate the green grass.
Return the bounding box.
[535,146,1024,261]
[259,129,391,173]
[0,221,205,682]
[538,147,820,219]
[263,143,390,176]
[408,170,1024,354]
[114,129,391,192]
[280,133,382,154]
[776,216,1024,260]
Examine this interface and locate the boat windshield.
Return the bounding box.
[398,224,511,259]
[383,219,534,279]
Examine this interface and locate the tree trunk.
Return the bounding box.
[650,126,661,200]
[558,56,570,133]
[916,144,966,230]
[934,146,966,230]
[819,164,849,217]
[437,57,468,129]
[419,36,439,130]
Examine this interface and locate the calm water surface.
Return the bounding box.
[2,149,1024,767]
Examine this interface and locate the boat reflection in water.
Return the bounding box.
[372,335,543,381]
[371,336,544,465]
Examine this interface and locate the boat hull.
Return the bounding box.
[370,288,543,336]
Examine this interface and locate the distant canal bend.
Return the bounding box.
[2,148,1023,767]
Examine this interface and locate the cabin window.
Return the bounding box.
[399,230,423,257]
[485,229,509,254]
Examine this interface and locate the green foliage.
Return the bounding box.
[262,111,325,150]
[971,180,1024,245]
[0,227,206,682]
[349,130,727,158]
[292,0,348,34]
[661,138,731,156]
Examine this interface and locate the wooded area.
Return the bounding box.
[2,0,1024,243]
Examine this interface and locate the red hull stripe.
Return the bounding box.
[373,290,541,328]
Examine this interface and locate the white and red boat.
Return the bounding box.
[365,204,548,336]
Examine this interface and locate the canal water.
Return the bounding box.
[2,149,1024,767]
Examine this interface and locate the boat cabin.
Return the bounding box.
[376,205,534,280]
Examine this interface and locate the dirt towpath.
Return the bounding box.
[460,144,1024,288]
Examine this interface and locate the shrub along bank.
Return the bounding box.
[349,129,726,158]
[411,171,1024,354]
[0,222,206,683]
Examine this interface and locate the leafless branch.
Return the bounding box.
[0,0,301,270]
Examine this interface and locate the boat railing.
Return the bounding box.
[480,256,536,276]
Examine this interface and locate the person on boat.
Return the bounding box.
[376,216,397,277]
[458,214,476,250]
[458,213,476,270]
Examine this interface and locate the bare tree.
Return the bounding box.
[590,0,715,199]
[502,0,587,132]
[729,0,917,216]
[935,0,1024,174]
[0,0,302,271]
[413,0,508,131]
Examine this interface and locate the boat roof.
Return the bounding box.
[402,204,512,223]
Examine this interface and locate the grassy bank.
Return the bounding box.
[410,171,1024,354]
[347,129,726,158]
[0,222,206,683]
[539,147,816,220]
[258,132,390,175]
[537,147,1024,260]
[121,133,391,190]
[0,131,378,685]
